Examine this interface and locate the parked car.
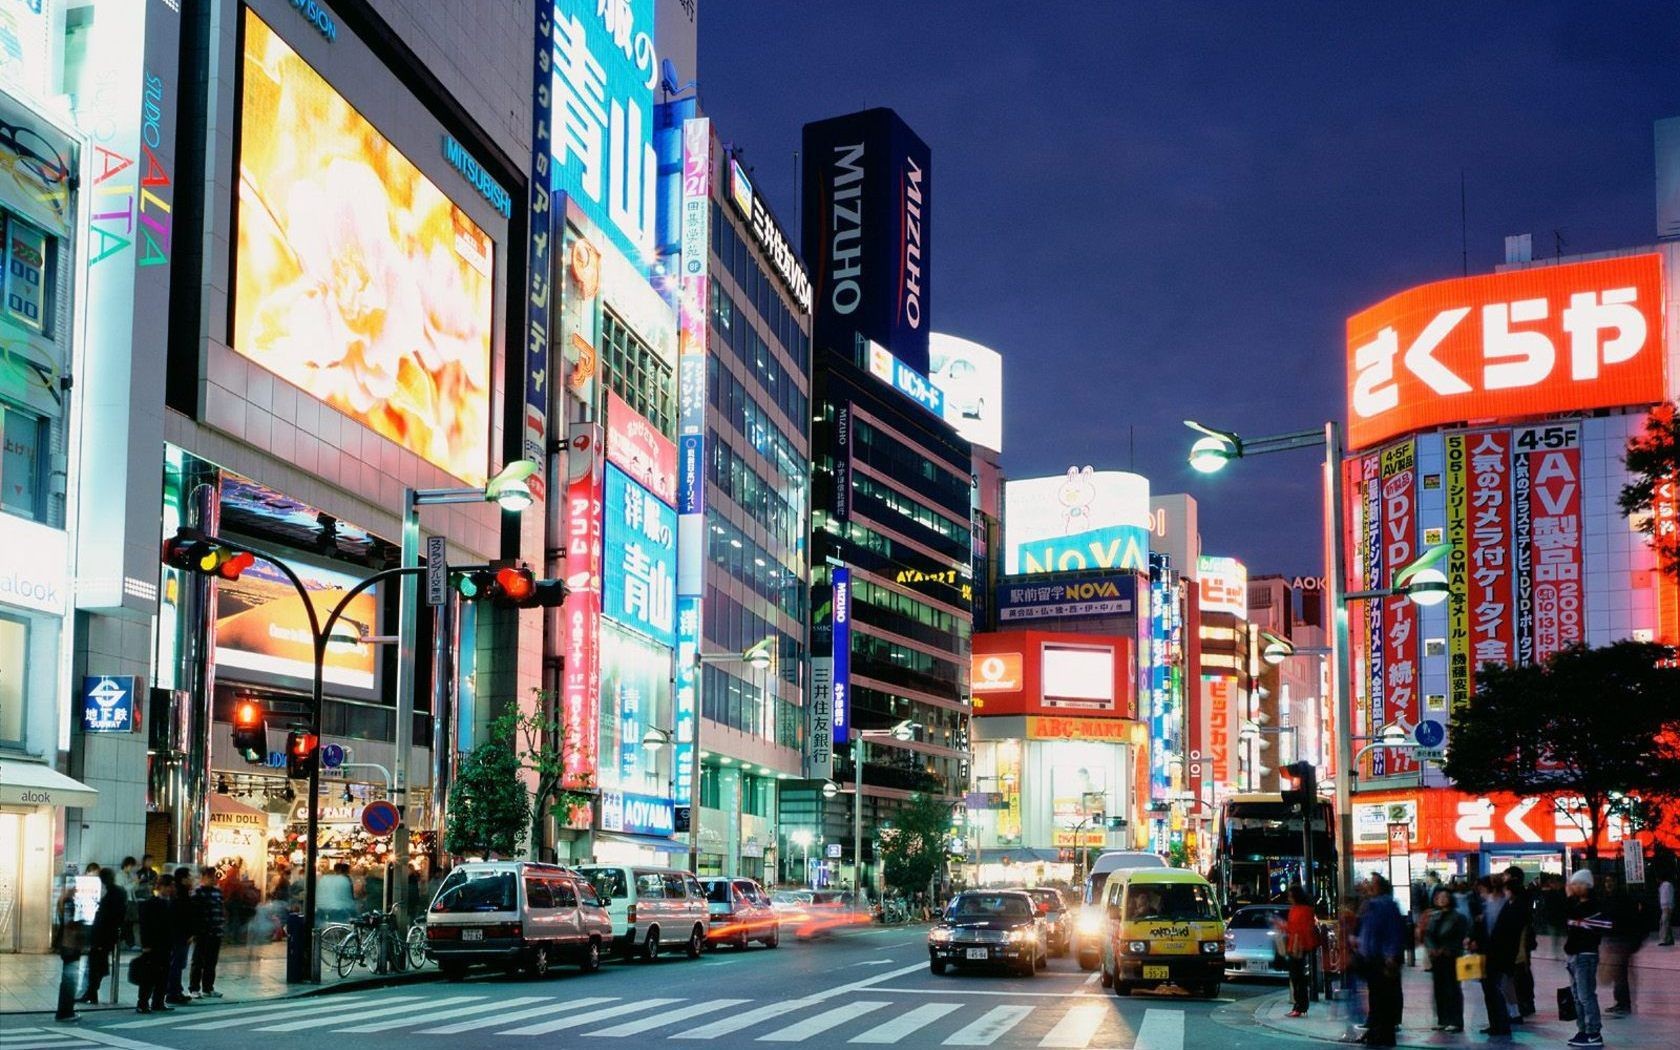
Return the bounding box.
[769,889,815,923]
[927,889,1047,977]
[577,865,710,961]
[424,861,612,978]
[1222,904,1290,980]
[1077,852,1168,970]
[1024,887,1073,956]
[1098,867,1226,998]
[700,876,780,949]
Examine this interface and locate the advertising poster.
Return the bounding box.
[599,621,672,795]
[1518,423,1584,663]
[214,557,378,697]
[234,10,493,486]
[1005,468,1150,576]
[996,572,1135,622]
[672,595,698,805]
[673,118,708,796]
[831,567,852,745]
[808,657,833,781]
[1149,570,1173,801]
[1655,472,1680,647]
[1201,675,1235,801]
[1361,452,1384,769]
[602,462,677,646]
[927,332,1003,453]
[605,390,678,506]
[1466,431,1514,683]
[560,430,603,788]
[1377,441,1417,777]
[1196,556,1247,617]
[1445,434,1471,711]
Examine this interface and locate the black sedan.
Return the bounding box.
[1024,887,1073,956]
[927,890,1047,977]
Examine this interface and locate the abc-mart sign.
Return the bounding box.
[1346,254,1666,450]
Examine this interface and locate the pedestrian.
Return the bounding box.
[1278,884,1319,1017]
[1357,874,1407,1047]
[1659,874,1674,947]
[1469,875,1518,1037]
[318,862,355,923]
[1542,874,1569,956]
[81,867,127,1004]
[117,857,141,947]
[1422,886,1468,1033]
[1407,876,1430,966]
[189,866,225,998]
[1502,867,1537,1019]
[134,855,157,901]
[134,876,176,1014]
[165,868,194,1005]
[1563,868,1610,1047]
[54,867,94,1023]
[1599,873,1645,1016]
[1337,893,1364,1027]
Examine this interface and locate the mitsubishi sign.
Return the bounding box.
[1346,254,1666,450]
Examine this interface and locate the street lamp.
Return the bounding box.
[790,828,814,888]
[851,719,916,899]
[1184,418,1451,900]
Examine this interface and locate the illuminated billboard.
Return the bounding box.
[214,556,379,698]
[1196,556,1248,617]
[234,10,493,486]
[602,462,677,646]
[1004,468,1150,576]
[928,332,1003,453]
[598,620,672,796]
[1346,254,1666,450]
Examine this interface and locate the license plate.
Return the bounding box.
[966,948,989,960]
[462,929,483,941]
[1155,940,1190,954]
[1248,961,1272,972]
[1143,965,1170,979]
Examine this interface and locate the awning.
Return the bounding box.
[209,792,267,819]
[977,847,1063,864]
[598,832,690,855]
[0,759,98,808]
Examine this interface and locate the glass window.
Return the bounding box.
[551,879,578,907]
[430,869,517,913]
[583,867,629,900]
[0,612,26,745]
[662,873,688,899]
[706,879,732,903]
[0,402,47,521]
[524,876,553,909]
[3,215,52,336]
[636,873,666,899]
[600,310,674,432]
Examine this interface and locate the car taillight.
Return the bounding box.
[626,905,636,924]
[427,926,459,941]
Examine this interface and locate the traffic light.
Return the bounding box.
[454,563,566,608]
[231,698,267,764]
[1281,760,1316,813]
[285,730,319,780]
[162,528,255,580]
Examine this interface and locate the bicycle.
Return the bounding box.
[332,909,406,978]
[405,918,428,969]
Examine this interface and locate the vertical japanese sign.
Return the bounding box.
[602,463,677,646]
[1518,423,1584,663]
[673,596,699,804]
[832,568,852,746]
[1512,440,1534,665]
[1361,452,1384,772]
[524,0,556,497]
[808,657,834,781]
[1378,441,1417,777]
[1466,431,1514,686]
[1149,568,1173,802]
[1654,472,1680,647]
[1201,676,1234,800]
[550,0,658,269]
[1445,434,1471,711]
[561,427,604,788]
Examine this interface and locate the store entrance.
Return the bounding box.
[0,811,21,952]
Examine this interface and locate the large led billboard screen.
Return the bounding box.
[1004,468,1150,576]
[234,10,493,486]
[929,332,1003,453]
[1345,254,1665,451]
[214,555,379,698]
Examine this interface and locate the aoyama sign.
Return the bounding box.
[1346,255,1666,450]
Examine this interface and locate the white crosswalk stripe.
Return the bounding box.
[756,1000,889,1042]
[254,994,486,1033]
[175,994,429,1030]
[672,998,820,1040]
[420,996,616,1035]
[334,995,550,1032]
[102,994,378,1029]
[585,998,751,1038]
[1037,1004,1107,1048]
[1132,1008,1184,1050]
[1,1039,91,1050]
[941,1004,1034,1046]
[849,1002,963,1044]
[500,997,682,1036]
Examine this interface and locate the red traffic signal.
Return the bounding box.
[162,529,255,580]
[456,563,567,609]
[232,698,267,763]
[496,566,537,603]
[285,730,319,780]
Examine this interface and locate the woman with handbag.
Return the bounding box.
[1279,885,1320,1017]
[1423,887,1469,1033]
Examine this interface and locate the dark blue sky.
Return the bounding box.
[698,1,1679,578]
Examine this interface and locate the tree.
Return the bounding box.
[443,718,530,857]
[500,689,596,859]
[1619,400,1679,580]
[878,794,957,898]
[1442,641,1680,867]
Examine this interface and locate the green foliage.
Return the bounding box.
[1619,401,1679,580]
[1443,641,1680,860]
[879,794,954,896]
[501,690,596,857]
[444,717,530,857]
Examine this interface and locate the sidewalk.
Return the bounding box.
[1252,945,1680,1049]
[0,940,436,1016]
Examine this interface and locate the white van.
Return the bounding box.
[1076,851,1167,970]
[577,865,710,960]
[424,861,613,978]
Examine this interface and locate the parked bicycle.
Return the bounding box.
[331,908,407,978]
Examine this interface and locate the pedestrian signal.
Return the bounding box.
[232,699,266,763]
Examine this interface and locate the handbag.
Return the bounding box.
[127,951,147,986]
[1455,952,1485,981]
[1557,986,1577,1022]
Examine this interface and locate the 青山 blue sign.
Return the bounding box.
[831,568,852,745]
[551,0,658,269]
[601,790,675,837]
[996,572,1137,622]
[81,676,136,733]
[603,463,676,646]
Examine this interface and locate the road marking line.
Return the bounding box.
[1084,972,1100,985]
[874,988,1108,998]
[333,995,550,1032]
[102,994,376,1029]
[1038,1003,1107,1048]
[855,959,895,966]
[756,1000,889,1042]
[500,998,681,1036]
[810,962,928,1001]
[942,1004,1034,1046]
[849,1002,963,1044]
[419,996,614,1035]
[2,1041,88,1050]
[254,995,485,1032]
[673,1000,818,1040]
[1133,1008,1185,1050]
[53,1027,195,1050]
[173,995,427,1030]
[584,999,750,1038]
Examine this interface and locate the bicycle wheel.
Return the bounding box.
[319,923,351,959]
[385,926,407,972]
[406,924,427,969]
[333,934,359,979]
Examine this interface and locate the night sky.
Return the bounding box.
[698,1,1679,579]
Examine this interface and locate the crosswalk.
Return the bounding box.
[78,993,1188,1048]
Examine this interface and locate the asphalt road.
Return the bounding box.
[15,927,1307,1050]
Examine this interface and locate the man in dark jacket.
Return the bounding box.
[135,877,176,1013]
[1502,867,1537,1018]
[79,868,127,1004]
[189,867,225,997]
[1471,876,1521,1036]
[1357,874,1408,1048]
[165,868,194,1004]
[1564,869,1611,1047]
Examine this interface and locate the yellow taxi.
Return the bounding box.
[1097,867,1225,997]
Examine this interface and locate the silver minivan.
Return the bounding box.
[577,865,710,960]
[424,861,613,978]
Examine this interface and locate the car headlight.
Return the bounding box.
[1076,912,1105,935]
[929,928,952,943]
[1201,940,1224,955]
[1126,940,1149,954]
[1009,928,1031,943]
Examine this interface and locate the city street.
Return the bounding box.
[5,927,1289,1050]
